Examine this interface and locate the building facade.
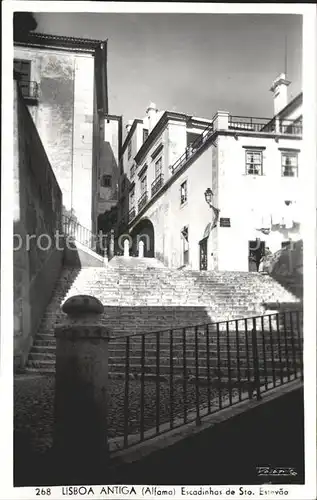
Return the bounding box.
[117,74,302,271]
[14,31,120,234]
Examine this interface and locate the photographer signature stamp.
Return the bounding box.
[256,466,298,478]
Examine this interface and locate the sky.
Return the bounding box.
[34,13,302,125]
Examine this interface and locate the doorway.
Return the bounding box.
[199,238,208,270]
[248,239,265,271]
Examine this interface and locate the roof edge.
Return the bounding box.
[14,31,105,53]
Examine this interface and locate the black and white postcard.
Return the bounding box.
[1,1,316,499]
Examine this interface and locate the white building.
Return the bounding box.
[117,73,302,271]
[14,31,120,233]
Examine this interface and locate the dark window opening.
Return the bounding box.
[14,58,34,98]
[143,129,149,142]
[181,226,189,265]
[101,175,112,188]
[180,180,188,205]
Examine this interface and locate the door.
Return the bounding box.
[248,239,265,271]
[199,238,208,270]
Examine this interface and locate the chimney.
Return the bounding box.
[125,119,133,133]
[146,102,158,132]
[270,73,291,116]
[125,120,133,140]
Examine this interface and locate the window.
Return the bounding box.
[281,151,298,177]
[155,157,162,178]
[129,187,135,207]
[101,175,112,188]
[180,180,188,205]
[128,140,132,160]
[143,129,149,142]
[14,58,31,97]
[140,175,147,194]
[181,226,189,265]
[246,150,263,175]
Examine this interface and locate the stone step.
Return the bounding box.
[27,262,301,373]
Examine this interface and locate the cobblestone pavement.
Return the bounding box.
[14,375,304,487]
[14,374,237,454]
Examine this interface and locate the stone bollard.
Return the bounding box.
[138,240,144,258]
[123,238,130,258]
[53,295,111,484]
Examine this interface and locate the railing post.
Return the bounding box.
[53,295,111,484]
[251,322,262,401]
[123,238,130,258]
[138,240,144,258]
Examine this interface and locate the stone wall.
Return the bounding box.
[14,79,63,370]
[14,46,96,231]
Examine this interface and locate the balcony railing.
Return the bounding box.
[128,207,136,222]
[130,164,136,179]
[170,122,214,175]
[151,173,164,197]
[18,81,39,100]
[138,192,148,211]
[279,120,302,135]
[229,116,302,135]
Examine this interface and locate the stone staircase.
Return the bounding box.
[26,257,302,376]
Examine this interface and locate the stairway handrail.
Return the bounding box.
[116,309,303,339]
[62,213,105,256]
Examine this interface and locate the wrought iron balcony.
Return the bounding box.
[128,207,136,222]
[170,122,214,175]
[130,164,136,179]
[138,192,148,211]
[151,173,164,197]
[18,81,39,100]
[229,116,302,135]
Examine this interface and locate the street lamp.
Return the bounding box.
[204,188,213,207]
[204,188,220,229]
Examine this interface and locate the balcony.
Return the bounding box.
[151,173,164,197]
[229,116,302,135]
[18,81,39,101]
[128,207,136,222]
[130,164,136,179]
[138,192,148,211]
[170,122,214,175]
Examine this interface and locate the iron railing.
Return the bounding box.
[279,119,302,135]
[229,116,302,135]
[130,164,136,179]
[128,207,136,222]
[138,192,148,212]
[62,214,104,256]
[151,173,164,197]
[18,81,39,100]
[109,310,303,450]
[170,122,215,175]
